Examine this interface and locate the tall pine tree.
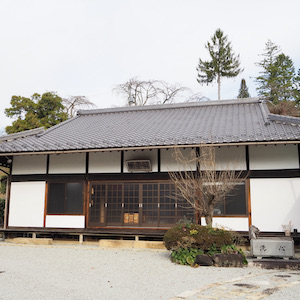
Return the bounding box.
[196,28,243,100]
[255,40,296,104]
[237,79,250,98]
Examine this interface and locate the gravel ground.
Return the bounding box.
[0,242,300,300]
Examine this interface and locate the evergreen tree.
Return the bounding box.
[5,92,68,134]
[255,40,296,104]
[196,28,243,100]
[237,79,250,98]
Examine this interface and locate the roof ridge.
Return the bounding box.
[0,127,45,142]
[268,113,300,125]
[36,116,79,137]
[77,97,264,116]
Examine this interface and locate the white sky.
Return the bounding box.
[1,0,300,131]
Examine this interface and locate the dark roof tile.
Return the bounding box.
[0,98,299,154]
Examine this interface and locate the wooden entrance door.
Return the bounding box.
[88,181,194,228]
[88,183,106,227]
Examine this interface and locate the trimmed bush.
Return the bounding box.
[164,223,233,251]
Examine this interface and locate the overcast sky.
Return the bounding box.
[1,0,300,132]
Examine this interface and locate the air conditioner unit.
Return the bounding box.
[126,160,152,172]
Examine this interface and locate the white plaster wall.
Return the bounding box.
[250,178,300,231]
[161,148,196,172]
[12,155,47,175]
[124,149,158,172]
[214,146,246,170]
[201,217,249,231]
[8,181,46,227]
[49,153,86,174]
[249,144,299,170]
[45,215,85,228]
[89,151,121,173]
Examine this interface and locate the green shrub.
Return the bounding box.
[164,223,233,251]
[171,248,204,265]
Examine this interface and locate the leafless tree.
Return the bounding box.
[114,77,189,106]
[185,92,211,103]
[168,147,244,227]
[63,96,96,117]
[156,81,190,104]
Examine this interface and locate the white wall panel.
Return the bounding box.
[49,153,86,174]
[12,155,47,175]
[250,178,300,231]
[214,146,246,170]
[161,148,196,172]
[8,181,46,227]
[201,217,249,231]
[89,151,121,173]
[249,144,299,170]
[124,149,158,172]
[45,215,85,228]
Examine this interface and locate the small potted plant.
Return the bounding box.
[282,221,293,237]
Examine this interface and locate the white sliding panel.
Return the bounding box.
[249,144,299,170]
[214,146,246,170]
[250,178,300,232]
[201,217,249,231]
[8,181,46,227]
[89,151,121,173]
[45,215,85,228]
[161,148,196,172]
[12,155,47,175]
[49,153,86,174]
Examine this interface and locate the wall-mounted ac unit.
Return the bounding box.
[126,160,152,172]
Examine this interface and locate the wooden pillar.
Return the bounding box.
[79,234,84,245]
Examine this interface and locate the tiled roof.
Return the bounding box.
[0,98,299,154]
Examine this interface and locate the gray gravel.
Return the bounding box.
[0,242,300,300]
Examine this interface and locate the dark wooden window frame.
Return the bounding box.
[87,179,249,228]
[46,180,86,216]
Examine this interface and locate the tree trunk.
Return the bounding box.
[217,74,221,100]
[205,214,213,227]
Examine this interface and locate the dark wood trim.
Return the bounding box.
[245,145,250,171]
[157,149,161,173]
[85,152,89,175]
[84,180,87,227]
[247,169,300,178]
[11,174,87,182]
[4,173,12,229]
[86,181,91,228]
[246,178,251,227]
[87,173,171,181]
[298,144,300,169]
[46,154,50,175]
[196,147,200,173]
[10,168,300,183]
[44,182,48,227]
[211,215,249,218]
[45,213,85,216]
[121,150,124,173]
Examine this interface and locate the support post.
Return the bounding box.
[79,234,83,245]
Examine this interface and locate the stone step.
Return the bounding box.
[6,237,53,245]
[99,239,165,249]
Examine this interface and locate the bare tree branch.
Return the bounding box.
[114,77,189,106]
[63,96,96,117]
[169,147,245,227]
